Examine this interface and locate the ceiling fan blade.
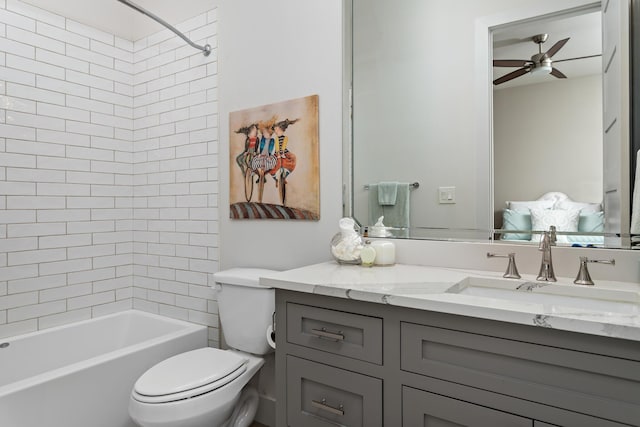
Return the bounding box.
[550,68,567,79]
[493,59,530,67]
[545,37,570,58]
[493,67,530,85]
[553,54,602,63]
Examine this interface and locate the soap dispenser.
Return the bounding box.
[371,240,395,266]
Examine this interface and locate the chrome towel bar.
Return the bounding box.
[364,182,419,190]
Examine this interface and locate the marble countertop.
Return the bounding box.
[260,262,640,342]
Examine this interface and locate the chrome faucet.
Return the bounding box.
[487,252,521,279]
[536,226,557,282]
[574,256,615,286]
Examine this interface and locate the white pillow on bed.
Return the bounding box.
[555,199,602,213]
[529,208,580,243]
[507,199,554,212]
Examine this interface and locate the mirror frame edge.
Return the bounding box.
[342,0,354,223]
[633,0,640,210]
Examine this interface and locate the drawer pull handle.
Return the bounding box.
[311,398,344,416]
[311,328,344,341]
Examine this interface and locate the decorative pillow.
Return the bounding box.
[538,192,570,205]
[500,209,531,240]
[507,199,554,212]
[565,211,606,245]
[555,199,602,213]
[529,208,580,243]
[578,211,604,233]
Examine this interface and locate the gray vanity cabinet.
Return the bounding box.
[402,386,531,427]
[275,290,640,427]
[285,302,383,364]
[286,355,382,426]
[281,301,384,426]
[400,321,640,423]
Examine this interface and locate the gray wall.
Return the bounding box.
[218,0,344,271]
[494,74,603,216]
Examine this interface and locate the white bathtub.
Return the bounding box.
[0,310,208,427]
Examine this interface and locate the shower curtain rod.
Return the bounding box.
[117,0,211,56]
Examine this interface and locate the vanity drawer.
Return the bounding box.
[286,355,382,427]
[286,302,383,364]
[402,386,531,427]
[400,321,640,425]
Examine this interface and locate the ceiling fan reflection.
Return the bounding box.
[493,33,601,85]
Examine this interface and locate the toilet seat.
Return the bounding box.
[132,348,247,404]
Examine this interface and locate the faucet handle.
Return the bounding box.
[487,252,521,279]
[574,256,615,286]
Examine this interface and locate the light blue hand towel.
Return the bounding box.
[378,181,398,206]
[368,183,410,236]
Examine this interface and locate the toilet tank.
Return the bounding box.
[213,268,277,355]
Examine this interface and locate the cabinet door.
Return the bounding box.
[286,355,382,427]
[400,321,640,425]
[402,386,532,427]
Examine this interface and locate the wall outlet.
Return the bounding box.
[438,186,456,204]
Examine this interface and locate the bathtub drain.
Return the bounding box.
[0,342,9,348]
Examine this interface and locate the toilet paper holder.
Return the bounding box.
[271,311,276,341]
[265,311,277,350]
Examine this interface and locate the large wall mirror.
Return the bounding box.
[344,0,638,249]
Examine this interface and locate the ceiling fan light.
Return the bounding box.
[530,63,552,76]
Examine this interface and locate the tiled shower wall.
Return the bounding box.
[0,0,136,336]
[0,0,219,345]
[131,11,220,347]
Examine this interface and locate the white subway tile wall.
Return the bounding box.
[0,1,219,346]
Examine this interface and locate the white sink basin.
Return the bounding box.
[446,276,640,315]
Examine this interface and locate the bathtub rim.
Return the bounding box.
[0,309,208,398]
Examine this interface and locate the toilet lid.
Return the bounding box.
[134,348,247,398]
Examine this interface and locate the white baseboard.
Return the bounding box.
[254,394,276,427]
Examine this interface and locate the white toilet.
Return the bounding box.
[129,268,277,427]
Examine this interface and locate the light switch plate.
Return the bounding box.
[438,186,456,204]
